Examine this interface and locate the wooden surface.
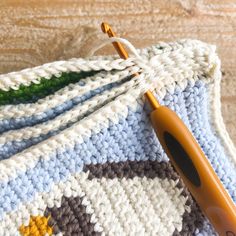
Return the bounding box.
[0,0,235,144]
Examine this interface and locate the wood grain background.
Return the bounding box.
[0,0,235,144]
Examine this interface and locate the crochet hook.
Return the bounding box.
[101,22,236,236]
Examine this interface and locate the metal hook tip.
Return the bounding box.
[101,22,110,34]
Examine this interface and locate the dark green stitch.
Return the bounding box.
[0,71,98,105]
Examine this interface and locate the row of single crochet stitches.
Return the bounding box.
[0,39,235,236]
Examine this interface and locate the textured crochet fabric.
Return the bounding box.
[0,39,235,236]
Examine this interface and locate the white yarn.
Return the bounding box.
[0,73,145,143]
[0,58,135,91]
[0,172,104,235]
[0,42,213,121]
[0,39,235,184]
[207,63,236,166]
[87,37,142,59]
[0,67,210,144]
[0,68,140,120]
[0,39,210,92]
[0,40,215,144]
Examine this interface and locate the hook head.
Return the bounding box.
[101,22,110,34]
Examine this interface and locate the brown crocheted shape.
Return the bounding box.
[45,195,100,236]
[44,160,205,235]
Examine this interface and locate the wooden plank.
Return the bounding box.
[0,0,235,143]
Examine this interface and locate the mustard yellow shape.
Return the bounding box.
[19,216,53,236]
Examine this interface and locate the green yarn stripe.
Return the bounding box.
[0,71,97,105]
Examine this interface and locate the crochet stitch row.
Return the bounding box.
[0,81,231,236]
[0,39,235,236]
[1,40,230,181]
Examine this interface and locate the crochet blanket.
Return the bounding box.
[0,39,235,236]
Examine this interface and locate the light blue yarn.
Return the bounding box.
[0,97,125,160]
[183,81,236,201]
[0,102,165,218]
[0,79,189,160]
[0,80,120,134]
[0,80,235,228]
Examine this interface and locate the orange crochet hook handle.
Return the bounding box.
[146,91,236,236]
[101,22,236,236]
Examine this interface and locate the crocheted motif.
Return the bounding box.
[0,39,235,236]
